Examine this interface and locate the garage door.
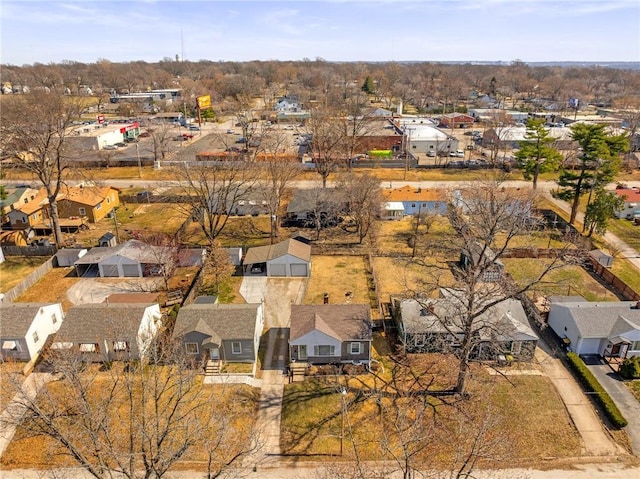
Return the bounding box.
[269,263,286,277]
[122,264,140,277]
[290,263,308,277]
[101,264,119,277]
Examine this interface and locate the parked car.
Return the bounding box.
[139,131,151,138]
[226,129,235,134]
[114,142,126,148]
[136,190,153,200]
[236,137,247,144]
[103,145,118,150]
[189,125,200,131]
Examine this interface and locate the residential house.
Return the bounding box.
[172,302,264,369]
[50,303,162,362]
[243,238,311,277]
[56,185,120,223]
[439,113,475,129]
[394,294,537,361]
[54,248,88,267]
[7,189,48,229]
[614,188,640,219]
[289,304,372,365]
[0,186,40,222]
[283,188,346,227]
[0,302,64,363]
[381,185,447,218]
[275,96,302,112]
[547,298,640,358]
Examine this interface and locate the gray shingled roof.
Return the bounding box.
[172,303,261,341]
[555,301,640,338]
[74,240,166,265]
[55,303,154,345]
[290,304,371,342]
[243,238,311,265]
[0,303,55,337]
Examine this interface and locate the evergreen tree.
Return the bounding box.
[361,75,375,94]
[583,189,624,237]
[516,119,562,189]
[555,123,628,225]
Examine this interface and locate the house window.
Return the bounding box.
[185,342,199,354]
[350,343,361,355]
[51,314,58,325]
[231,342,242,354]
[24,198,28,204]
[106,197,111,204]
[33,331,39,343]
[631,341,640,351]
[79,343,98,353]
[113,341,129,352]
[78,207,86,215]
[510,341,522,355]
[96,203,102,210]
[313,345,336,356]
[411,203,416,208]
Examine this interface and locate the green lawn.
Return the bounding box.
[627,380,640,404]
[503,259,619,301]
[606,218,640,252]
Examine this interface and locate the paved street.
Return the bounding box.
[584,358,640,456]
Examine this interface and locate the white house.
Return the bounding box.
[51,303,162,361]
[395,118,458,156]
[548,298,640,358]
[0,302,64,363]
[614,188,640,219]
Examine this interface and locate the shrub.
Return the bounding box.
[566,352,628,428]
[619,356,640,380]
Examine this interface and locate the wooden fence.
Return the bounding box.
[2,257,55,302]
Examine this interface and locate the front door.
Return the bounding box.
[209,347,220,360]
[610,343,621,356]
[299,345,307,360]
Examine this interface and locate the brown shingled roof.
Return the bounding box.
[244,238,311,264]
[290,304,371,342]
[381,185,447,203]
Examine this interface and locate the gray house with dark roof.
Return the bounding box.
[0,302,64,363]
[243,238,311,277]
[548,298,640,358]
[289,304,372,365]
[50,303,161,362]
[172,302,264,368]
[395,295,537,361]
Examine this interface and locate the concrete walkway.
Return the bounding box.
[534,340,623,456]
[585,360,640,456]
[239,276,268,303]
[0,373,55,459]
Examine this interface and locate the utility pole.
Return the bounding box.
[136,142,142,178]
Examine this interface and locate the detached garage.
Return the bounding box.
[243,238,311,277]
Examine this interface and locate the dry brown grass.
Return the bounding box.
[0,256,49,293]
[1,366,259,470]
[0,362,26,412]
[281,358,581,464]
[14,267,79,311]
[304,256,370,305]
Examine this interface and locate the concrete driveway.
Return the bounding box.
[239,276,268,303]
[583,356,640,456]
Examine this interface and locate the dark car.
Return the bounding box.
[235,137,247,144]
[115,142,126,148]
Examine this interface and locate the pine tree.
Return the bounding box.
[516,119,562,189]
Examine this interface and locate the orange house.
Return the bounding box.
[7,189,49,229]
[56,186,120,223]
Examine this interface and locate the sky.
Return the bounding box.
[1,0,639,65]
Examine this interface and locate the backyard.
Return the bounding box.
[304,256,370,306]
[0,256,49,293]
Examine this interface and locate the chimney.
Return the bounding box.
[635,300,640,310]
[323,293,329,304]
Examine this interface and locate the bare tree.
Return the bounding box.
[148,123,174,164]
[305,107,348,187]
[259,159,302,241]
[413,182,577,395]
[137,232,183,291]
[170,162,259,249]
[337,172,382,244]
[2,339,257,479]
[0,90,83,247]
[203,242,236,295]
